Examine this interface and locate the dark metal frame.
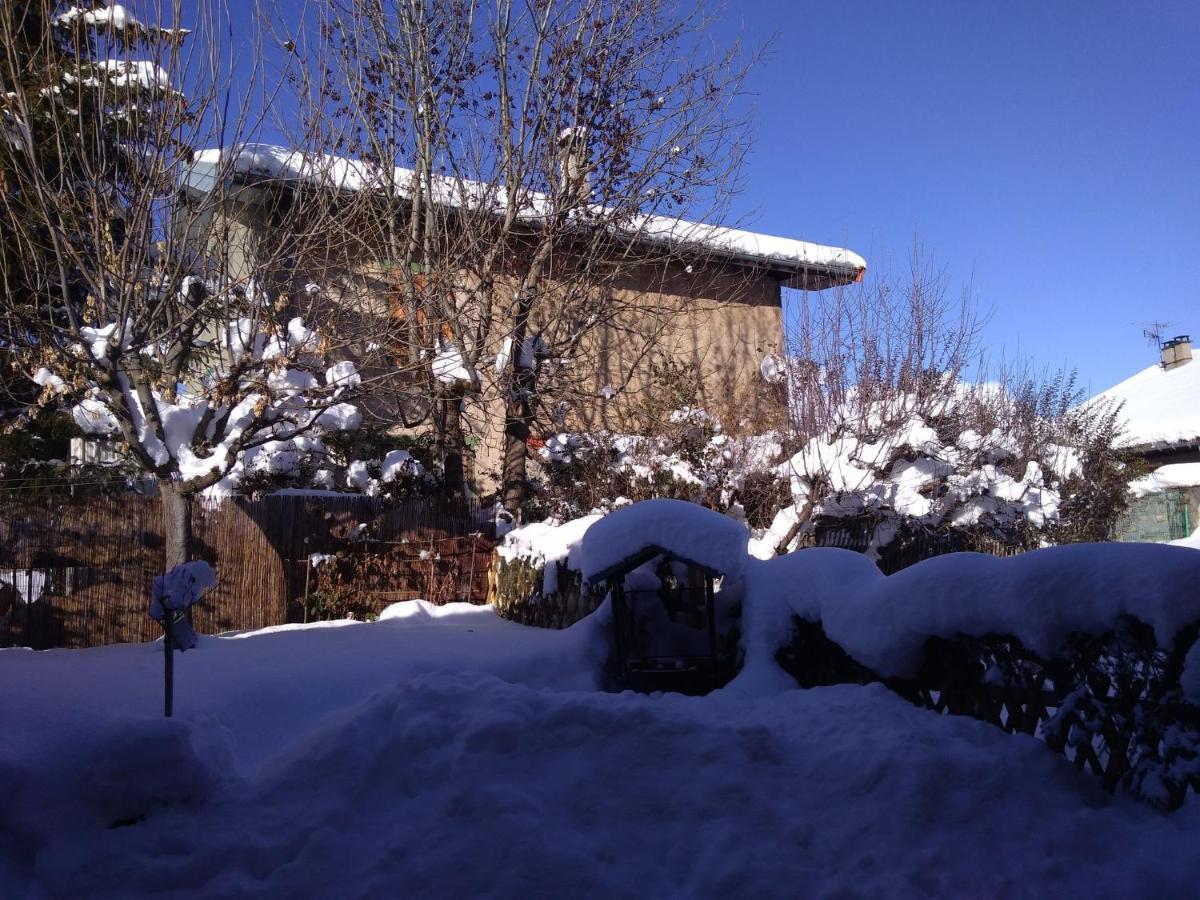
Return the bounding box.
[596,545,725,693]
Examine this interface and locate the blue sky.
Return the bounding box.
[707,0,1199,393]
[221,0,1198,394]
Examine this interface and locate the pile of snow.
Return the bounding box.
[740,543,1200,681]
[1173,525,1200,550]
[1092,360,1200,451]
[579,498,749,585]
[342,449,428,496]
[497,514,603,595]
[2,600,1199,895]
[149,562,216,618]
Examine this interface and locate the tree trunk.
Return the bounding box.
[773,497,815,557]
[160,480,193,571]
[439,392,466,498]
[502,366,534,517]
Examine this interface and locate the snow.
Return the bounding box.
[1131,462,1200,498]
[1092,360,1200,450]
[1184,641,1200,705]
[1173,525,1200,550]
[324,360,360,391]
[314,401,362,431]
[56,4,138,29]
[2,601,1199,896]
[54,3,187,37]
[77,322,127,361]
[57,311,364,495]
[579,499,749,585]
[774,393,1070,554]
[150,562,216,615]
[345,460,373,491]
[92,60,172,92]
[71,396,120,435]
[380,449,424,482]
[743,543,1200,680]
[498,514,603,594]
[431,342,477,386]
[31,368,65,393]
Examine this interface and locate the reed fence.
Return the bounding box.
[0,493,491,649]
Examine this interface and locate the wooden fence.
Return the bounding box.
[0,494,491,650]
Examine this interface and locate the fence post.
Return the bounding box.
[163,622,174,717]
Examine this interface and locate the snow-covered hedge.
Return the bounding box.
[536,387,1128,564]
[743,543,1200,681]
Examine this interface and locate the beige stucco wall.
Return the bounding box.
[468,259,785,486]
[198,192,786,491]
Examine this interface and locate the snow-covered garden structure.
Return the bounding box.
[498,498,1200,806]
[579,500,746,692]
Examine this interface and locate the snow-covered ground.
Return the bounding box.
[3,599,1199,899]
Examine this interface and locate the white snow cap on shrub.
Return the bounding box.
[746,543,1200,680]
[579,498,748,585]
[499,514,604,595]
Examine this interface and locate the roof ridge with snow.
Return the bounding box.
[1093,358,1200,451]
[183,143,866,291]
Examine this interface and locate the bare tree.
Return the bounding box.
[279,0,755,514]
[0,2,396,567]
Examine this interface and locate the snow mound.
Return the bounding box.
[578,499,748,585]
[7,674,1199,897]
[1173,526,1200,550]
[498,514,603,595]
[745,543,1200,680]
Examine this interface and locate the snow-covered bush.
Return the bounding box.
[533,408,786,525]
[761,374,1132,558]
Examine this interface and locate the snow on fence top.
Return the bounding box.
[183,144,866,290]
[579,499,749,585]
[497,513,603,595]
[750,543,1200,680]
[1092,360,1200,451]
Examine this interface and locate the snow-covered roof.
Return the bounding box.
[1092,357,1200,452]
[1130,461,1200,495]
[183,144,866,291]
[579,499,749,585]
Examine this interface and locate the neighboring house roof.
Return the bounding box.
[1093,359,1200,452]
[1130,462,1200,498]
[182,144,866,292]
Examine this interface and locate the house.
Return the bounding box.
[1094,335,1200,542]
[179,145,867,485]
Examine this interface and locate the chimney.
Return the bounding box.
[1161,335,1193,370]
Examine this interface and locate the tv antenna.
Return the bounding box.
[1142,321,1173,349]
